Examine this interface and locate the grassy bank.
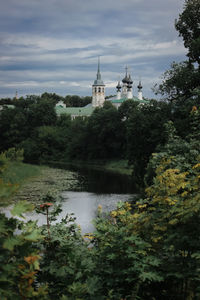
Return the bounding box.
[104,160,132,176]
[48,159,133,176]
[1,159,133,206]
[1,162,79,205]
[3,161,42,186]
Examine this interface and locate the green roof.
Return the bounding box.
[0,104,15,109]
[55,97,150,118]
[56,106,94,116]
[110,97,127,103]
[110,97,150,104]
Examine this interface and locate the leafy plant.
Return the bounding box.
[0,201,47,299]
[91,203,162,299]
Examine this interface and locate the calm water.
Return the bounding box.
[4,166,137,233]
[52,162,136,194]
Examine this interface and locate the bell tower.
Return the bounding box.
[92,57,105,107]
[137,80,143,100]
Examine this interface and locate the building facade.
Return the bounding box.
[55,59,149,118]
[92,57,105,107]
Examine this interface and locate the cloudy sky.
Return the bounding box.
[0,0,187,99]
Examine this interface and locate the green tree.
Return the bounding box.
[86,102,125,159]
[135,157,200,299]
[175,0,200,65]
[0,201,47,299]
[153,61,200,102]
[28,98,57,128]
[118,99,138,120]
[64,95,92,107]
[126,100,171,185]
[154,0,200,103]
[138,115,200,299]
[91,203,162,299]
[0,106,28,152]
[67,118,88,160]
[38,212,96,299]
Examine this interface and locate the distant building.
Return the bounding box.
[92,57,105,108]
[55,100,66,108]
[55,59,149,118]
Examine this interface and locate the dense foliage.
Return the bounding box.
[154,0,200,102]
[1,106,200,299]
[0,1,200,298]
[0,93,92,108]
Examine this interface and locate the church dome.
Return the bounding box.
[137,81,142,90]
[127,74,133,85]
[116,81,121,90]
[122,75,129,84]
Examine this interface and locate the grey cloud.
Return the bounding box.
[0,0,186,99]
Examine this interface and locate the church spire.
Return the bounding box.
[97,56,101,80]
[93,57,104,86]
[92,57,105,107]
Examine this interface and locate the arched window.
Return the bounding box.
[95,87,97,93]
[98,87,101,92]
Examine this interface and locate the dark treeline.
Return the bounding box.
[0,92,92,107]
[0,93,199,186]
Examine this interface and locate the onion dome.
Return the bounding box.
[122,66,129,84]
[137,81,143,90]
[127,74,133,85]
[122,75,129,84]
[116,81,121,91]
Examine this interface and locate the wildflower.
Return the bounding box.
[110,211,117,218]
[125,202,131,210]
[39,203,53,209]
[84,233,94,240]
[118,209,126,215]
[191,106,197,112]
[98,204,102,210]
[24,255,39,265]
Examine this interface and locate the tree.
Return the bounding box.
[153,61,200,102]
[91,203,162,299]
[154,0,200,102]
[0,106,29,152]
[28,98,57,128]
[65,118,88,160]
[86,102,125,159]
[64,95,92,107]
[139,115,200,298]
[126,100,171,184]
[175,0,200,65]
[41,92,63,105]
[118,99,139,120]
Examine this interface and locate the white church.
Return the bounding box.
[56,59,149,118]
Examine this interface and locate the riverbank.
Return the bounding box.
[104,160,133,176]
[47,159,133,176]
[1,162,79,205]
[1,159,134,206]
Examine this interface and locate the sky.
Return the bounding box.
[0,0,187,99]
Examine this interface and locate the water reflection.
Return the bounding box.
[3,192,136,234]
[60,191,135,233]
[49,162,136,194]
[3,165,137,233]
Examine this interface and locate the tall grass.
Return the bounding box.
[3,162,42,185]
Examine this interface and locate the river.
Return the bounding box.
[4,166,137,233]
